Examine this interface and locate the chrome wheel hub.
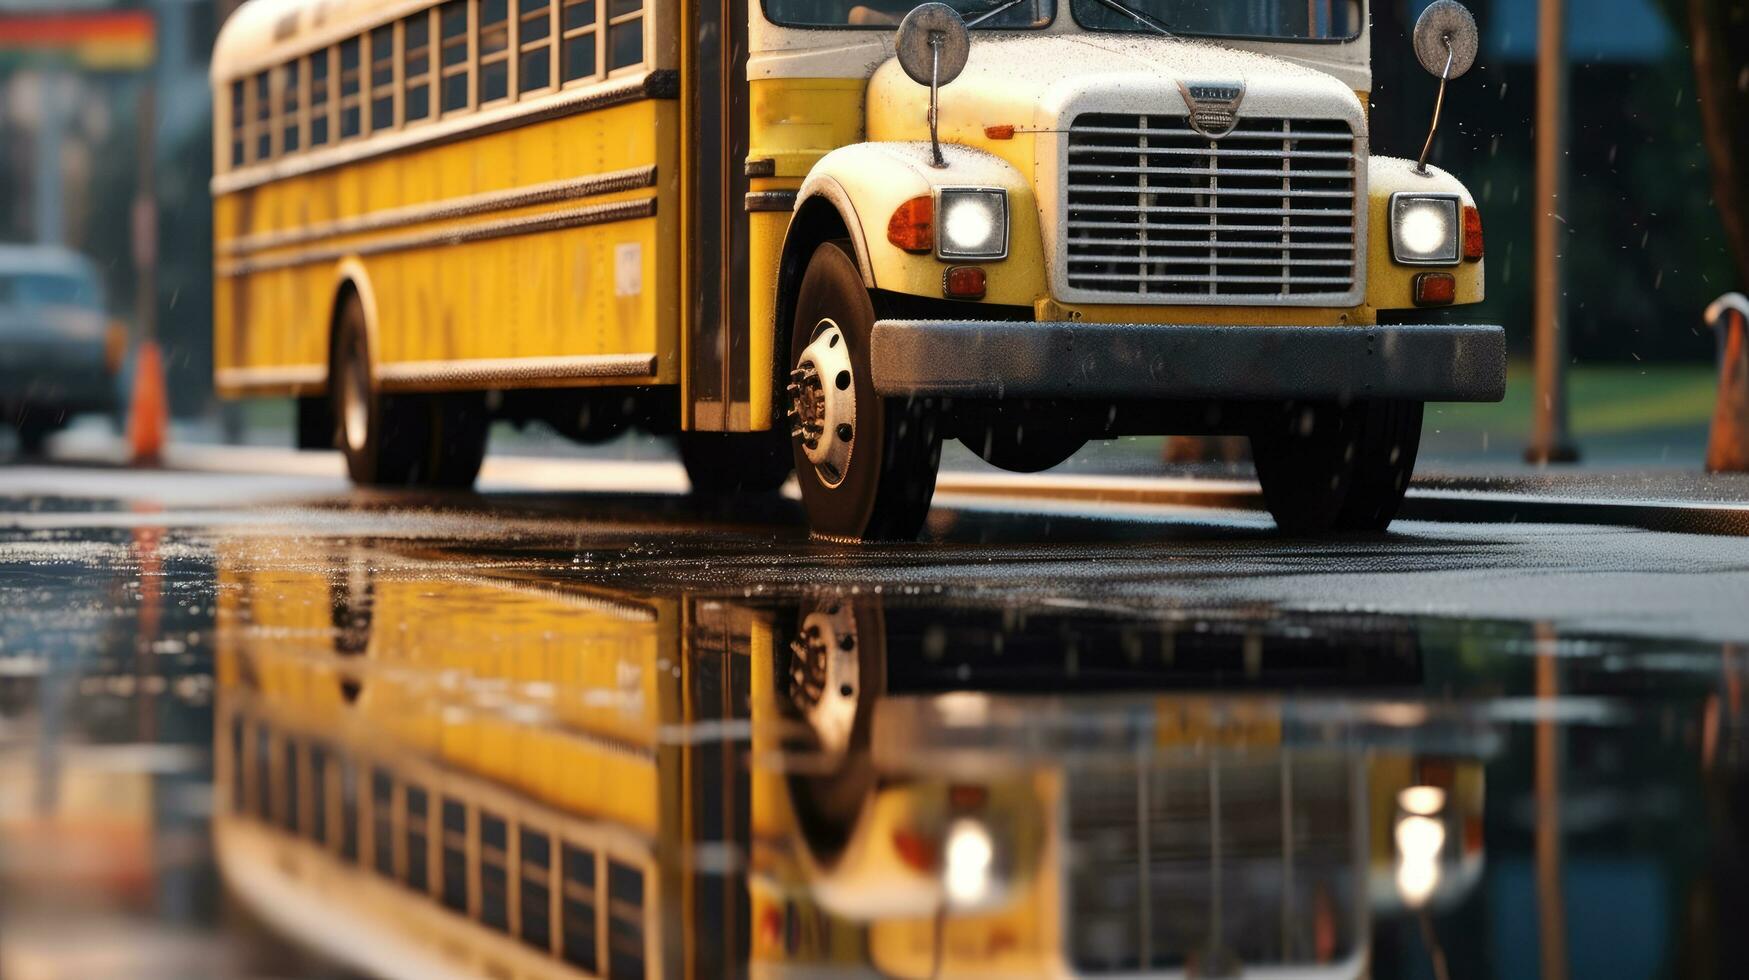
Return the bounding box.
[786,603,861,756]
[787,319,857,488]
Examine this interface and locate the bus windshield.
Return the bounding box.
[763,0,1054,29]
[1072,0,1363,41]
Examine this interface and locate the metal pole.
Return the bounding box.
[133,80,157,345]
[1528,0,1578,463]
[32,71,68,245]
[1534,623,1569,980]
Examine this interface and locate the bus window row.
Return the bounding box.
[229,714,649,977]
[228,0,649,170]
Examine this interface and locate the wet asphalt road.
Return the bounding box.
[3,461,1749,978]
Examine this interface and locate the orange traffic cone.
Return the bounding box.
[1706,293,1749,473]
[127,340,169,465]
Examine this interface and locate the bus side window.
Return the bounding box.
[440,0,471,114]
[309,744,330,846]
[370,767,396,878]
[253,724,272,819]
[253,71,272,161]
[370,27,397,132]
[310,48,332,147]
[339,757,360,863]
[559,843,598,971]
[229,80,245,167]
[518,0,553,95]
[441,796,469,912]
[406,784,431,892]
[280,736,301,834]
[480,0,511,105]
[405,13,433,123]
[281,60,302,154]
[228,714,246,812]
[339,36,363,138]
[480,809,511,931]
[559,0,597,83]
[519,827,553,952]
[607,860,646,978]
[606,0,642,72]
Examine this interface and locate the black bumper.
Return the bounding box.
[870,321,1507,402]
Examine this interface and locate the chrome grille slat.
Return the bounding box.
[1070,164,1356,179]
[1065,237,1353,252]
[1069,145,1354,160]
[1070,273,1357,285]
[1064,112,1360,301]
[1071,124,1356,141]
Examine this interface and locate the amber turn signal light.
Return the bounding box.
[1462,205,1484,261]
[1413,272,1456,306]
[887,195,934,253]
[983,124,1015,140]
[943,266,987,299]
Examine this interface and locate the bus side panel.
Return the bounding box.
[214,96,680,396]
[746,78,865,426]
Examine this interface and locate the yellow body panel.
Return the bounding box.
[215,545,674,834]
[1364,156,1486,311]
[745,78,866,427]
[214,98,679,398]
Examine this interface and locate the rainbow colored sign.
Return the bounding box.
[0,10,156,70]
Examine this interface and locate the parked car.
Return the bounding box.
[0,245,124,456]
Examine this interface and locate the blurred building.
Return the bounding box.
[0,0,237,415]
[1378,0,1726,361]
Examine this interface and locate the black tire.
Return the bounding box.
[679,430,792,494]
[15,416,57,457]
[1250,399,1424,534]
[331,295,488,489]
[780,597,886,871]
[787,241,941,541]
[1335,399,1424,531]
[424,393,489,489]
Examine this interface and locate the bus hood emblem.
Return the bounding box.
[1179,80,1246,138]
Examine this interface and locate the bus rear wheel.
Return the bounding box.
[332,296,487,489]
[786,241,940,542]
[1249,399,1424,534]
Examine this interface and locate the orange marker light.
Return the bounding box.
[984,124,1015,140]
[887,195,934,253]
[1462,205,1484,261]
[1413,272,1457,306]
[943,266,987,299]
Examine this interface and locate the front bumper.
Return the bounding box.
[870,321,1506,402]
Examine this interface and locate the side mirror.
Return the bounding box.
[1411,0,1479,174]
[895,3,970,168]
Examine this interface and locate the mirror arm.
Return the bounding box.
[1416,38,1455,175]
[929,33,946,168]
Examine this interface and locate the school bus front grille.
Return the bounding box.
[1064,114,1359,304]
[1063,758,1360,973]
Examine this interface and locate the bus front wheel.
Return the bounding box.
[786,242,940,542]
[1250,399,1424,534]
[332,296,487,489]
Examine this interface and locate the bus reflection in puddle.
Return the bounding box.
[213,542,1492,978]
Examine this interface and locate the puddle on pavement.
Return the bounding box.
[2,524,1746,979]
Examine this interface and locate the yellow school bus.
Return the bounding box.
[211,0,1505,541]
[214,539,1489,976]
